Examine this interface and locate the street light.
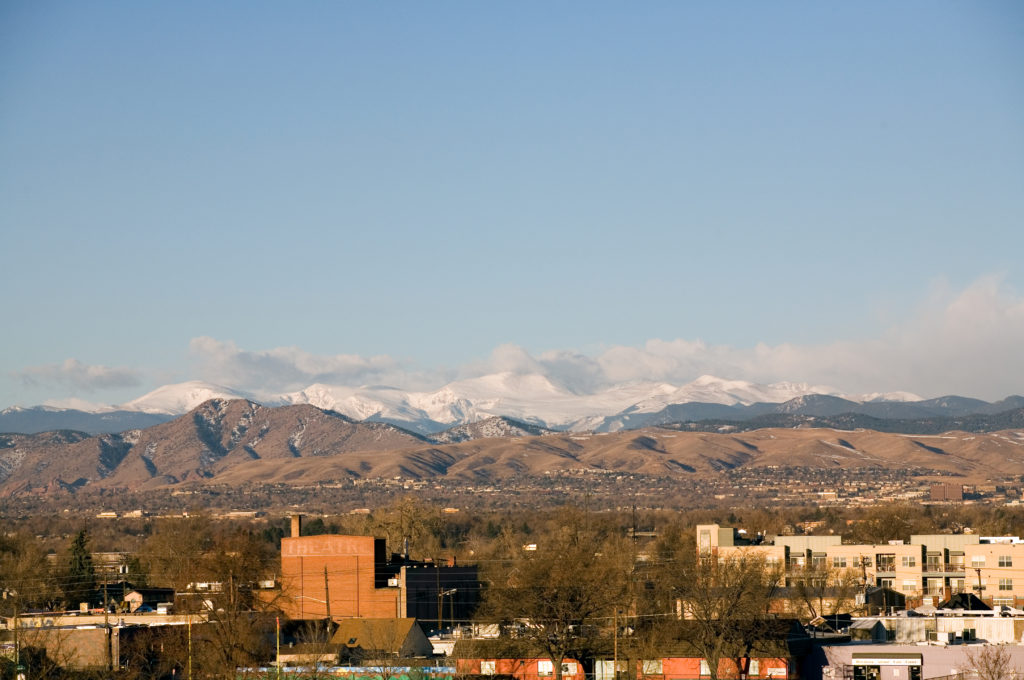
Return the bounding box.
[438,588,457,633]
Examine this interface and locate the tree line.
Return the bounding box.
[6,499,1024,678]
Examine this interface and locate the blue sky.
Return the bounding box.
[2,1,1023,408]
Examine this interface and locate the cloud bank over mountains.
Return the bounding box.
[16,358,142,392]
[10,276,1024,406]
[184,277,1023,401]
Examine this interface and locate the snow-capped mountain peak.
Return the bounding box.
[5,372,994,438]
[119,381,253,415]
[856,391,924,403]
[629,376,840,412]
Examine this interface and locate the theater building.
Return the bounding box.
[272,516,478,632]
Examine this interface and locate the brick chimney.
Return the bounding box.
[291,514,303,538]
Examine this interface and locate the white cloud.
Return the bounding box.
[574,275,1024,400]
[189,276,1024,401]
[16,359,141,392]
[188,337,443,394]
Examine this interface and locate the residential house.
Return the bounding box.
[332,618,433,661]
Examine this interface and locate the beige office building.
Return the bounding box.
[697,524,1024,607]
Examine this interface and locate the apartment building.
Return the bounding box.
[697,524,1024,607]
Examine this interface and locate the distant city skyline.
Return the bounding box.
[2,2,1022,408]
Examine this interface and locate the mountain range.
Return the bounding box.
[3,396,1024,497]
[4,374,1020,436]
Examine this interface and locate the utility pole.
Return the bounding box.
[631,504,638,548]
[104,582,113,671]
[860,555,870,615]
[438,589,457,635]
[13,605,22,680]
[613,609,618,680]
[324,566,332,639]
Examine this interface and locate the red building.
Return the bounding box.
[632,655,791,679]
[456,655,585,680]
[273,516,478,632]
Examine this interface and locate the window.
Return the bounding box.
[811,555,826,569]
[971,555,986,567]
[1000,555,1013,567]
[481,661,496,675]
[748,659,759,676]
[994,597,1014,607]
[901,555,917,567]
[538,660,553,676]
[562,663,578,676]
[876,554,896,571]
[698,530,712,554]
[1000,578,1013,591]
[641,660,662,675]
[903,579,918,591]
[833,556,847,568]
[699,659,710,677]
[878,578,894,588]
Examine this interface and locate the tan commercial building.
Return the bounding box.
[697,524,1024,608]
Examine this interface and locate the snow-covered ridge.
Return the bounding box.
[120,381,254,414]
[8,375,932,435]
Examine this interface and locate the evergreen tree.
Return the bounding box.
[64,529,96,608]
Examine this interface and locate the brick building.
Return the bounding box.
[274,516,478,632]
[930,483,964,502]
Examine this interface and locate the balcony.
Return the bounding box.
[923,564,965,575]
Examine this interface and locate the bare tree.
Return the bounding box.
[0,530,61,612]
[669,552,784,680]
[790,562,861,621]
[480,525,631,680]
[9,627,81,680]
[188,528,280,679]
[292,620,339,679]
[138,515,214,590]
[965,644,1021,680]
[368,497,445,558]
